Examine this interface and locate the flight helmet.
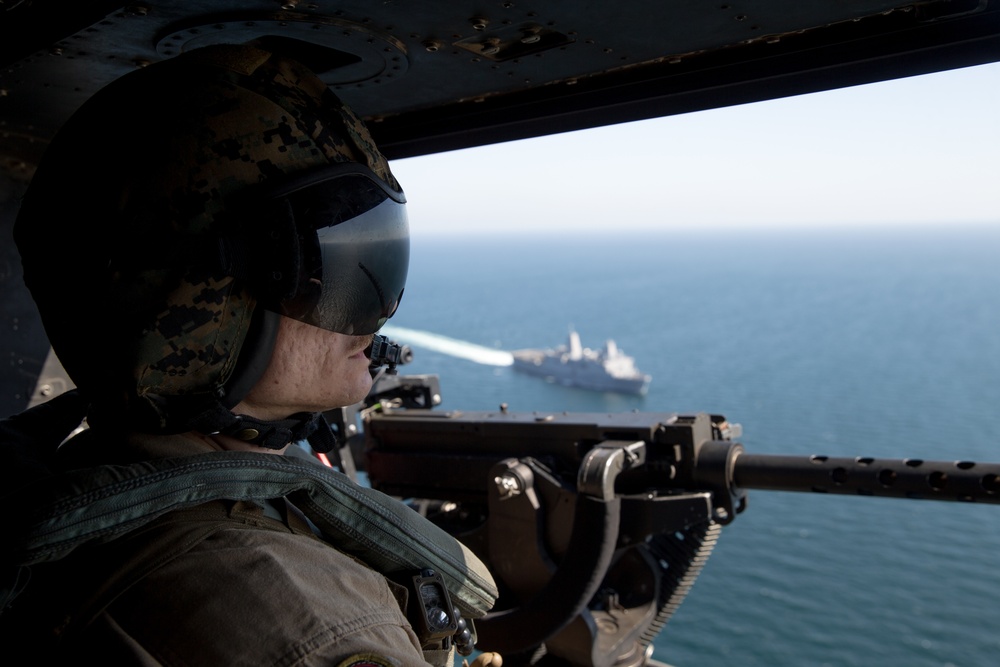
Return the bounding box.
[14,43,408,447]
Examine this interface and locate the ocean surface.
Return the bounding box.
[380,224,1000,667]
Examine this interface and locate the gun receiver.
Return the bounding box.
[366,410,746,520]
[357,401,999,667]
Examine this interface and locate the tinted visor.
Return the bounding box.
[269,165,409,335]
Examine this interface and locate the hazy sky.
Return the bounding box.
[390,62,1000,235]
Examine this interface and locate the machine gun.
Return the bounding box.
[326,374,1000,667]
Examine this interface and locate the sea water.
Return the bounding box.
[383,224,1000,667]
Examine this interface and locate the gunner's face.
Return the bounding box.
[233,316,373,421]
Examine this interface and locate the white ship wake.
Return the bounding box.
[380,325,514,367]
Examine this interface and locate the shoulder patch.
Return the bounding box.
[336,653,400,667]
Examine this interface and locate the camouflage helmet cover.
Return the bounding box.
[15,43,403,430]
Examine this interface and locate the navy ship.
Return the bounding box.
[512,330,651,395]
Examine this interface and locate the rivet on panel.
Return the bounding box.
[481,37,501,56]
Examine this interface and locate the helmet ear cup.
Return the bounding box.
[219,308,281,409]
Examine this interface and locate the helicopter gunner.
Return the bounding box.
[4,43,495,666]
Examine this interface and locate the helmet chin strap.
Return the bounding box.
[214,409,335,451]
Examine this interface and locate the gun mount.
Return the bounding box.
[328,374,1000,667]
